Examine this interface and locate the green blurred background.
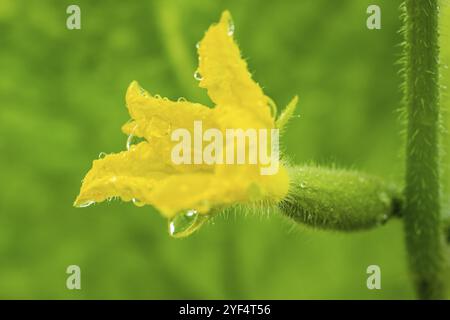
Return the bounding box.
[1,0,448,299]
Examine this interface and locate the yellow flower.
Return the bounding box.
[74,11,297,229]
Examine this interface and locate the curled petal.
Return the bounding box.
[123,81,216,139]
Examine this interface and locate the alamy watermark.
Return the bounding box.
[366,5,381,30]
[66,265,81,290]
[366,265,381,290]
[171,121,280,175]
[66,5,81,30]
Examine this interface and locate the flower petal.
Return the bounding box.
[149,164,290,218]
[197,11,274,127]
[123,81,216,140]
[149,170,256,218]
[149,173,217,217]
[74,141,174,207]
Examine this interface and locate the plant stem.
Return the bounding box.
[403,0,445,299]
[278,166,402,231]
[440,1,450,237]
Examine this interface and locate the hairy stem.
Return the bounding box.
[403,0,445,299]
[441,1,450,234]
[278,166,402,231]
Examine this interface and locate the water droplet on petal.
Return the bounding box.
[132,198,145,207]
[126,134,145,150]
[194,70,203,81]
[268,97,278,118]
[138,86,148,96]
[126,135,134,150]
[196,42,200,49]
[98,152,107,159]
[168,209,209,238]
[76,200,95,208]
[226,16,235,36]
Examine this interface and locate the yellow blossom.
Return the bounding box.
[74,11,298,220]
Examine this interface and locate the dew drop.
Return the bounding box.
[168,209,209,238]
[300,182,307,189]
[76,200,95,208]
[177,97,187,103]
[126,135,134,150]
[132,198,145,207]
[194,70,203,81]
[127,134,134,150]
[138,86,148,96]
[267,97,278,118]
[226,16,235,36]
[196,42,200,49]
[126,134,145,150]
[98,152,107,159]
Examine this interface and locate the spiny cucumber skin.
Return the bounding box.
[279,166,402,232]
